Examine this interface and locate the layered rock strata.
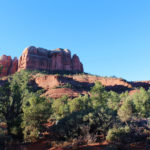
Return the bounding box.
[0,46,84,77]
[18,46,83,73]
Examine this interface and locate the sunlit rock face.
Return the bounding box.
[18,46,84,73]
[0,46,83,77]
[0,55,18,77]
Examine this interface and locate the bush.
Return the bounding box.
[51,107,115,141]
[0,70,31,138]
[107,91,121,111]
[54,83,73,89]
[0,70,52,142]
[22,94,51,142]
[50,82,117,142]
[132,88,150,117]
[51,96,69,120]
[106,126,131,144]
[79,125,97,144]
[117,99,133,124]
[68,95,91,113]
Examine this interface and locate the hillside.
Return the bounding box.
[1,72,150,99]
[1,45,150,98]
[1,71,150,150]
[1,47,150,150]
[30,73,150,98]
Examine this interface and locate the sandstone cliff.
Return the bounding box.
[0,46,84,77]
[0,55,18,77]
[18,46,83,73]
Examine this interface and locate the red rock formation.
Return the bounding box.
[0,55,18,77]
[10,57,18,74]
[72,54,83,72]
[43,88,80,99]
[18,46,84,73]
[35,75,61,89]
[33,74,133,98]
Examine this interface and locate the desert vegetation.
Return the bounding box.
[1,71,150,149]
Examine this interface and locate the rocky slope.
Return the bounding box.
[32,74,150,98]
[1,69,150,99]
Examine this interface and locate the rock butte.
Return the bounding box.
[0,46,84,77]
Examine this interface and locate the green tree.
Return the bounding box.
[107,91,121,111]
[0,71,30,137]
[117,99,132,124]
[132,88,150,117]
[51,96,69,120]
[90,82,116,134]
[51,83,116,141]
[90,82,108,109]
[22,93,51,142]
[0,70,51,142]
[68,95,91,113]
[106,126,131,144]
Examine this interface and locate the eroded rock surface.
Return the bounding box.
[0,46,84,77]
[18,46,83,73]
[33,74,150,99]
[33,74,133,98]
[0,55,18,77]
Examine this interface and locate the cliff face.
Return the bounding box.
[0,46,84,77]
[18,46,83,73]
[0,55,18,77]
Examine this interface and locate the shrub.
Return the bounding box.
[90,82,109,109]
[117,100,133,124]
[68,95,91,113]
[79,125,97,144]
[106,126,131,144]
[132,87,150,117]
[22,94,51,142]
[107,91,121,111]
[51,96,69,120]
[0,70,31,138]
[0,70,51,142]
[54,83,73,89]
[51,107,115,141]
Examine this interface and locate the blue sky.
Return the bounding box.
[0,0,150,81]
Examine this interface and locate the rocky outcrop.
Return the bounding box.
[33,74,133,98]
[10,57,18,74]
[0,46,84,77]
[0,55,18,77]
[18,46,83,73]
